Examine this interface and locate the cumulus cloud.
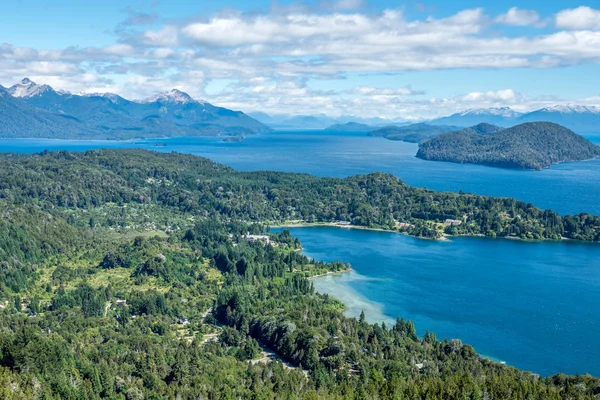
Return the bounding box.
[1,5,600,118]
[556,6,600,30]
[495,7,543,27]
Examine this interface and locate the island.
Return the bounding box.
[0,149,599,399]
[370,123,462,143]
[416,122,600,170]
[324,122,374,131]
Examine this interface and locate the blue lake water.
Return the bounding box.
[273,226,600,377]
[3,132,600,376]
[1,130,599,215]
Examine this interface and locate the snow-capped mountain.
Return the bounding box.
[429,105,600,133]
[457,107,522,118]
[430,107,522,127]
[8,78,55,98]
[2,78,271,139]
[531,105,600,114]
[0,84,95,138]
[518,105,600,133]
[141,89,196,104]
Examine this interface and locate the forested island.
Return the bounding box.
[324,122,374,132]
[1,149,600,399]
[416,122,600,170]
[370,123,461,143]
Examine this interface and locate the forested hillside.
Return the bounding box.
[1,149,598,241]
[417,122,600,170]
[370,123,461,143]
[0,149,600,399]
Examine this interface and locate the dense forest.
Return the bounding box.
[416,122,600,170]
[1,149,599,241]
[0,149,600,399]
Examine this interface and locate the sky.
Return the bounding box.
[1,0,600,119]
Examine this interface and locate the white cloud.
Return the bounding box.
[460,89,520,103]
[143,26,179,46]
[103,44,135,56]
[495,7,543,27]
[556,6,600,30]
[3,6,600,119]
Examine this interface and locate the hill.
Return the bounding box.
[370,123,462,143]
[2,78,271,139]
[417,122,600,170]
[324,122,373,131]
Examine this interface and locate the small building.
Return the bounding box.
[178,318,190,325]
[115,299,127,307]
[337,221,351,226]
[444,219,463,226]
[242,233,271,244]
[397,222,416,229]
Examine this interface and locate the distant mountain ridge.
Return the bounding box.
[429,106,600,133]
[1,78,271,139]
[324,122,374,132]
[416,122,600,170]
[250,112,402,130]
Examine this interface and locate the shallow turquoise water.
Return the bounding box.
[1,131,599,215]
[272,226,600,377]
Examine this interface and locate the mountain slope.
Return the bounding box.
[4,78,271,139]
[517,105,600,134]
[430,107,521,127]
[0,85,95,138]
[370,123,462,143]
[417,122,600,170]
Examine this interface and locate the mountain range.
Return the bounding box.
[0,78,271,139]
[248,112,403,130]
[429,106,600,134]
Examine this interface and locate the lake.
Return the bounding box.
[1,130,600,215]
[3,131,600,376]
[273,226,600,377]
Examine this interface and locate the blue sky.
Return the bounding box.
[1,0,600,119]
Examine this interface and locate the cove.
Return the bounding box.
[272,226,600,377]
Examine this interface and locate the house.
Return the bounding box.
[444,219,463,226]
[337,221,351,226]
[397,222,416,229]
[178,318,190,325]
[242,233,271,244]
[0,300,9,310]
[115,299,127,307]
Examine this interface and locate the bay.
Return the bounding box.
[3,131,600,377]
[273,226,600,377]
[1,130,599,215]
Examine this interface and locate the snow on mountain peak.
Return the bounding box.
[8,78,54,98]
[459,107,519,117]
[141,89,195,104]
[537,104,600,114]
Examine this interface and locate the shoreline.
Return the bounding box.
[270,222,595,245]
[308,268,353,279]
